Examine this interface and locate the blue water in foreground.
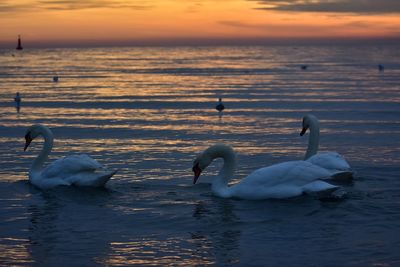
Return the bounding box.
[0,45,399,266]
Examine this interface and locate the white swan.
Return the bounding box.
[300,114,353,180]
[192,144,342,200]
[24,124,117,189]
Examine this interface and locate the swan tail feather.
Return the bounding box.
[302,180,337,194]
[93,170,117,187]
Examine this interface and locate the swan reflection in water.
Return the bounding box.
[27,190,63,263]
[27,187,114,265]
[191,199,241,265]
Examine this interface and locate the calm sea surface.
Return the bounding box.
[0,45,399,266]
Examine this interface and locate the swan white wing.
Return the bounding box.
[35,154,115,188]
[307,152,351,172]
[230,161,334,199]
[238,160,331,187]
[41,154,103,179]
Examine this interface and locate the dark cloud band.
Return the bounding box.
[38,0,152,10]
[251,0,400,14]
[0,0,152,13]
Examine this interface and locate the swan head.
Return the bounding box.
[192,144,235,184]
[24,124,46,151]
[192,153,213,184]
[300,114,318,136]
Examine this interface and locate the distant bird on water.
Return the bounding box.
[378,64,384,72]
[53,76,59,82]
[301,65,308,70]
[216,98,225,112]
[14,92,21,113]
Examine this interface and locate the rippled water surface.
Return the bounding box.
[0,46,399,266]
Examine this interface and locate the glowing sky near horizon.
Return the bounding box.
[0,0,399,46]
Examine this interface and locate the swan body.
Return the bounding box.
[301,114,353,180]
[192,144,341,200]
[24,124,116,189]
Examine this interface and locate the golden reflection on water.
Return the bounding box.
[98,238,214,266]
[7,111,391,135]
[0,238,33,265]
[1,106,306,136]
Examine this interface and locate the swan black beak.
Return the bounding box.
[192,163,202,184]
[300,127,307,136]
[24,133,32,151]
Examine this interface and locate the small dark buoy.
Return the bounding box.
[53,76,59,82]
[301,65,308,70]
[216,98,224,112]
[16,35,23,50]
[378,64,384,72]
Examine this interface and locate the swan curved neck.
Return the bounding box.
[31,126,53,174]
[305,117,319,160]
[206,145,236,197]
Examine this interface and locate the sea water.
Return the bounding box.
[0,45,399,266]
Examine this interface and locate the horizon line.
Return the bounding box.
[1,36,399,49]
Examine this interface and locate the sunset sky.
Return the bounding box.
[1,0,399,47]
